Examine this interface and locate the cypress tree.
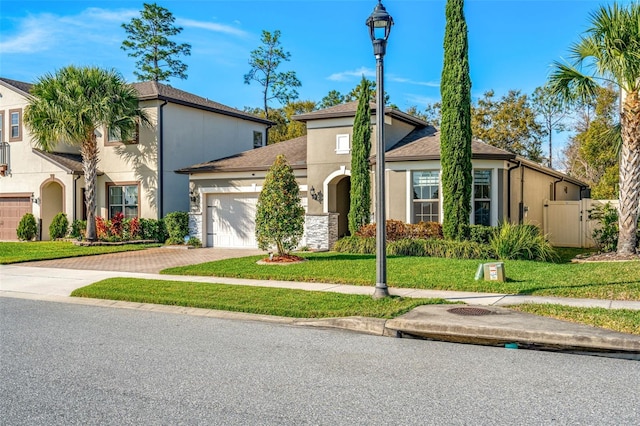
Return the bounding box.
[348,77,373,235]
[440,0,472,240]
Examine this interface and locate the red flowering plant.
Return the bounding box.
[109,212,125,239]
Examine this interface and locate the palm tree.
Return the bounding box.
[24,66,145,241]
[549,3,640,255]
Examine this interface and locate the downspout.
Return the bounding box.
[158,99,168,219]
[73,175,81,221]
[519,165,525,224]
[506,160,520,223]
[552,177,564,201]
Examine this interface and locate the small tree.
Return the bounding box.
[121,2,191,82]
[255,154,305,256]
[348,77,373,235]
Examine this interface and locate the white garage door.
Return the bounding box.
[207,193,258,248]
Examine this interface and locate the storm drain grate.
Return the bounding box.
[447,307,492,316]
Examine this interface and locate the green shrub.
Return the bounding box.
[356,220,443,241]
[164,211,190,244]
[49,212,69,240]
[589,202,619,252]
[70,219,86,239]
[140,218,167,242]
[187,236,202,248]
[490,222,557,262]
[468,224,495,244]
[333,236,494,260]
[332,235,376,254]
[17,213,38,241]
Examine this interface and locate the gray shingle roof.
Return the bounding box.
[385,127,516,162]
[0,77,33,96]
[293,101,429,127]
[32,149,103,175]
[177,136,307,174]
[0,77,270,125]
[132,81,271,125]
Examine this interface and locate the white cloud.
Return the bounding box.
[389,75,440,87]
[178,18,248,37]
[0,14,59,53]
[403,94,441,107]
[81,8,138,23]
[327,67,375,81]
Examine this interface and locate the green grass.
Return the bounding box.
[71,278,448,319]
[0,241,161,264]
[510,304,640,336]
[161,251,640,301]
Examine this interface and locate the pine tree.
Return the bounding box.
[440,0,472,240]
[255,155,305,256]
[348,77,373,235]
[121,3,191,82]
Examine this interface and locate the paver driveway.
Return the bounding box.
[21,247,264,273]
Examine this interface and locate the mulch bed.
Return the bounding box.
[257,254,307,265]
[573,251,640,263]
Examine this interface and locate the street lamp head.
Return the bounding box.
[366,0,394,56]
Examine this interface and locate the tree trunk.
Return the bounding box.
[618,92,640,255]
[81,134,100,241]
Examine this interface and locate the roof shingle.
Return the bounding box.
[177,136,307,174]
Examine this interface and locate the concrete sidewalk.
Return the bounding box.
[2,263,640,357]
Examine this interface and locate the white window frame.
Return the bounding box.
[411,170,441,223]
[107,183,140,218]
[253,131,263,148]
[473,169,492,226]
[335,134,350,154]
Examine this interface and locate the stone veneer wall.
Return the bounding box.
[304,213,339,251]
[188,212,202,241]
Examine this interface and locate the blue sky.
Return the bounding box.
[0,0,625,157]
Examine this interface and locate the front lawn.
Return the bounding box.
[161,251,640,301]
[510,304,640,335]
[0,241,161,264]
[71,278,447,319]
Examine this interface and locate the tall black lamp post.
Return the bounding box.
[367,0,393,299]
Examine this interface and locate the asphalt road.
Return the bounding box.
[2,298,639,425]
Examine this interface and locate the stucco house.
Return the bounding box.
[179,102,589,250]
[0,77,270,240]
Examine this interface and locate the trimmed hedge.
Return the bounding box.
[356,220,443,241]
[333,236,494,260]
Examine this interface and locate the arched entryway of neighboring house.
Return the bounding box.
[40,178,65,241]
[323,168,351,238]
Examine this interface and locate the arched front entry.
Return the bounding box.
[40,179,65,240]
[324,169,351,238]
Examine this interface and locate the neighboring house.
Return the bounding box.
[180,101,589,251]
[0,77,270,240]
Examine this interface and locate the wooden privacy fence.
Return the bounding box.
[543,199,618,248]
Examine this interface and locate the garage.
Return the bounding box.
[0,194,32,240]
[206,193,259,248]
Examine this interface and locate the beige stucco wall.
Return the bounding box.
[508,165,583,226]
[0,85,80,235]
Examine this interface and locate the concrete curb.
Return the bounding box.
[385,305,640,356]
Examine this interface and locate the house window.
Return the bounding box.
[9,109,21,142]
[412,170,440,223]
[253,131,263,148]
[474,170,491,226]
[108,183,139,218]
[335,134,350,154]
[0,111,4,142]
[106,122,139,145]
